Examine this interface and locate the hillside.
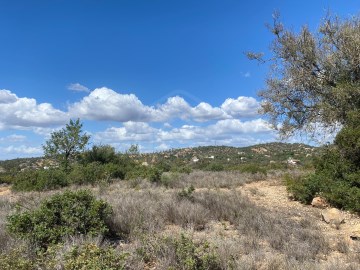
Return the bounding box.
[0,142,315,173]
[139,142,316,168]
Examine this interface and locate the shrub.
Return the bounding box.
[205,163,224,172]
[178,185,195,201]
[0,173,13,185]
[7,190,112,249]
[82,144,117,165]
[68,163,107,185]
[238,164,267,175]
[167,234,220,270]
[64,243,128,270]
[171,165,192,174]
[103,163,126,179]
[0,246,33,270]
[12,168,68,192]
[136,234,220,270]
[160,172,180,188]
[285,142,360,212]
[285,173,324,204]
[125,165,162,182]
[148,167,162,183]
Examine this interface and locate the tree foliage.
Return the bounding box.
[7,190,112,249]
[249,12,360,137]
[43,119,90,169]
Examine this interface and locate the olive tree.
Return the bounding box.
[251,13,360,211]
[43,119,90,170]
[248,12,360,138]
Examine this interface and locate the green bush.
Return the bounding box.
[0,246,33,270]
[0,243,128,270]
[125,165,162,182]
[7,190,112,249]
[68,163,107,185]
[160,172,180,188]
[238,164,267,175]
[136,234,220,270]
[205,163,224,172]
[64,243,127,270]
[12,168,68,192]
[285,173,324,204]
[170,234,220,270]
[178,185,195,201]
[286,137,360,212]
[0,173,14,185]
[82,144,118,165]
[171,165,192,174]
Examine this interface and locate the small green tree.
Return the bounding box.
[43,119,90,170]
[126,144,140,155]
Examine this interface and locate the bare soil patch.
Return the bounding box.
[242,178,360,265]
[0,186,10,196]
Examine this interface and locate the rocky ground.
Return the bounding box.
[241,178,360,266]
[1,174,360,269]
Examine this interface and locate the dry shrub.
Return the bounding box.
[161,171,263,189]
[102,190,167,240]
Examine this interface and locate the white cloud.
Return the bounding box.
[155,96,191,121]
[69,87,157,122]
[68,83,90,93]
[68,87,260,123]
[156,143,170,151]
[190,102,229,122]
[0,134,26,142]
[0,87,261,132]
[221,96,260,118]
[163,123,172,128]
[95,118,274,148]
[0,89,17,103]
[1,145,42,155]
[94,121,158,143]
[0,89,68,130]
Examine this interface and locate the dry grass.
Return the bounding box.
[0,170,359,269]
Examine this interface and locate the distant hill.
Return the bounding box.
[0,142,316,173]
[139,142,316,169]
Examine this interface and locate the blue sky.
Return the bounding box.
[0,0,358,160]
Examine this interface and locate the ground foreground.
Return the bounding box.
[0,170,359,269]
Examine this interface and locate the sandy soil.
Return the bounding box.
[241,179,360,261]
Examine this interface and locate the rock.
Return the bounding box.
[311,196,328,208]
[350,224,360,240]
[321,208,345,229]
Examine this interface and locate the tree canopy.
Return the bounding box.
[43,119,90,169]
[249,13,360,138]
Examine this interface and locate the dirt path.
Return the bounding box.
[241,179,360,256]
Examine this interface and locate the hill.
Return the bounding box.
[139,142,316,169]
[0,142,316,173]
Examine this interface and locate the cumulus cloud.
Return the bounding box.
[0,87,261,133]
[68,83,90,93]
[1,145,42,155]
[94,122,158,142]
[0,89,68,130]
[68,87,260,123]
[190,102,229,122]
[221,96,260,118]
[69,87,157,122]
[0,134,26,142]
[95,118,274,147]
[0,90,17,103]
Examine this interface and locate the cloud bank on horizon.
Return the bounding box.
[0,87,276,159]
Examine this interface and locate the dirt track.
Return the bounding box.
[242,179,360,260]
